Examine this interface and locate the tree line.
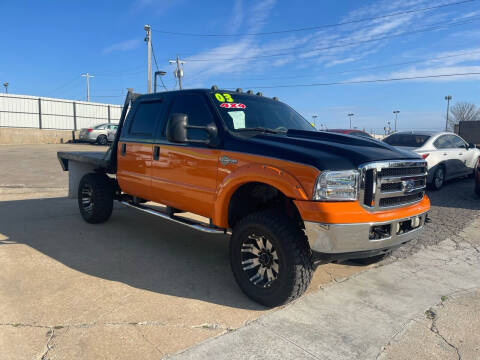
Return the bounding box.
[448,102,480,130]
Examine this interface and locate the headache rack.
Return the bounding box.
[359,160,427,211]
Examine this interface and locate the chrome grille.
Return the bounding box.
[359,160,427,210]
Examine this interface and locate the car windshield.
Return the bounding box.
[210,92,315,133]
[383,133,430,147]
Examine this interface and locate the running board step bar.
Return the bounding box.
[120,201,226,234]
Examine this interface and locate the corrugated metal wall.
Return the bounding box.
[0,93,122,130]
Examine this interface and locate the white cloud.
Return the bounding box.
[103,39,141,54]
[349,65,480,83]
[182,0,479,87]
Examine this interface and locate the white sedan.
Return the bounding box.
[383,131,480,190]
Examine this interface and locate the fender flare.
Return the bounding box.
[213,163,309,228]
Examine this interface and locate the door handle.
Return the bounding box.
[153,145,160,160]
[459,153,463,156]
[443,153,448,156]
[121,143,126,156]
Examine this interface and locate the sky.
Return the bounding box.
[1,0,480,133]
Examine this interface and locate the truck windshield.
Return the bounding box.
[210,93,315,133]
[383,134,430,147]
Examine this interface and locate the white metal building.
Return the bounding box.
[0,93,122,130]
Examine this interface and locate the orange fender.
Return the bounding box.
[213,163,309,228]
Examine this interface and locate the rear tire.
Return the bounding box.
[78,173,113,224]
[97,135,108,145]
[430,166,445,190]
[230,210,313,307]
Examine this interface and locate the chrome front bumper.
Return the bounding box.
[304,212,428,254]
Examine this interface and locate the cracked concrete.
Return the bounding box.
[0,144,365,359]
[1,143,480,359]
[170,217,480,359]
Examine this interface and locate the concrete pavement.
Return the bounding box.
[170,217,480,360]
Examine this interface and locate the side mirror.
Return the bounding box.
[468,143,476,149]
[166,113,219,146]
[166,113,188,143]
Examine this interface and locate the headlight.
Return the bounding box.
[313,170,359,201]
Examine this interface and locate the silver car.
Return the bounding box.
[78,123,118,145]
[383,131,480,189]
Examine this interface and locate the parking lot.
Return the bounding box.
[1,143,479,359]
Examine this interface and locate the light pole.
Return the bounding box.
[445,95,452,131]
[311,115,318,129]
[154,71,167,92]
[348,113,354,129]
[3,82,8,94]
[393,110,400,132]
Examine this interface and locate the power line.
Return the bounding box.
[151,0,475,37]
[217,49,480,83]
[232,72,480,89]
[152,43,169,91]
[151,43,160,71]
[187,15,480,62]
[46,76,81,96]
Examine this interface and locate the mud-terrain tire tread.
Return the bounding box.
[230,210,313,307]
[78,173,113,224]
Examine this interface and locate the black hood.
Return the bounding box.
[225,129,421,171]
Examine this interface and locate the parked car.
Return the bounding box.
[78,123,117,145]
[383,131,480,190]
[58,89,430,307]
[327,129,374,139]
[475,158,480,197]
[107,124,119,142]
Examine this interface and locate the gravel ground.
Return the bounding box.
[388,175,480,261]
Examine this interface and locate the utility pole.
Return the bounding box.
[144,24,152,93]
[348,113,354,129]
[311,115,318,129]
[169,56,186,89]
[81,73,94,101]
[3,82,8,94]
[393,110,400,132]
[445,95,452,131]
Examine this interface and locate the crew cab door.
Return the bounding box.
[151,93,219,218]
[117,99,164,199]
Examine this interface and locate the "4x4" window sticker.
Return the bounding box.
[220,103,246,109]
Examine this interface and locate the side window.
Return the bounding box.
[168,94,214,141]
[96,124,106,130]
[129,101,164,138]
[450,135,467,149]
[434,135,451,149]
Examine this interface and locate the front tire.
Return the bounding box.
[230,211,313,307]
[78,173,113,224]
[430,166,445,190]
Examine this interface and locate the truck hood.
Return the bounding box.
[227,129,422,171]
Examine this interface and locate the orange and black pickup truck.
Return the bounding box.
[58,88,430,307]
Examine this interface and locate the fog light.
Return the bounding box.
[395,222,400,234]
[411,216,421,228]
